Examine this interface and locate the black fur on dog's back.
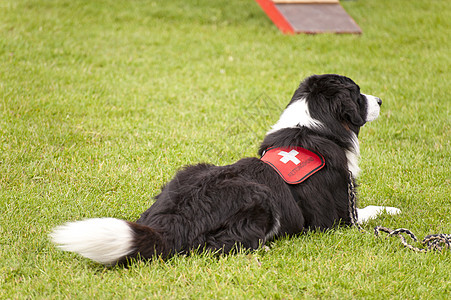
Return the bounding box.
[51,74,379,265]
[133,159,303,260]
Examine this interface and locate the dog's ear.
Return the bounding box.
[342,95,365,127]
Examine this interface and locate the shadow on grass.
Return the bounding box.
[205,93,281,162]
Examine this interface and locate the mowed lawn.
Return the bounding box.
[1,0,450,298]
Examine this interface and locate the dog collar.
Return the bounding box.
[261,147,325,184]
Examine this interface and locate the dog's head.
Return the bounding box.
[262,74,381,177]
[288,74,382,135]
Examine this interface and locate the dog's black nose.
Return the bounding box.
[377,98,382,106]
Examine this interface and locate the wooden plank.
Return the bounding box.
[254,0,295,34]
[272,0,339,4]
[275,3,361,34]
[255,0,361,34]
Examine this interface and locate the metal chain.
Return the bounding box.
[374,226,451,252]
[347,171,364,231]
[347,172,450,252]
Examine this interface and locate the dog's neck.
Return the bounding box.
[345,132,361,178]
[263,97,361,178]
[266,98,323,135]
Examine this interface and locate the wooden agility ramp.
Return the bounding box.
[255,0,362,34]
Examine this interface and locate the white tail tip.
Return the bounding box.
[50,218,134,265]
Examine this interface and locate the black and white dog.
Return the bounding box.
[51,74,400,265]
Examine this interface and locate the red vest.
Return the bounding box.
[261,147,325,184]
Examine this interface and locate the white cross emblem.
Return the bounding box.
[277,150,301,165]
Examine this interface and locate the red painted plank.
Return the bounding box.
[254,0,295,34]
[255,0,362,34]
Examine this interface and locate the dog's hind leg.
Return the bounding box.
[202,203,276,254]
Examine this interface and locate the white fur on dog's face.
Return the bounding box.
[363,94,382,122]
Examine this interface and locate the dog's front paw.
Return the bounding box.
[357,205,401,224]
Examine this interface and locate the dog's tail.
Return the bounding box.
[50,218,168,265]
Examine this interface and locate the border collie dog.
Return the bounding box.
[51,74,400,265]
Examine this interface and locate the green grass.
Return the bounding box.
[1,0,450,298]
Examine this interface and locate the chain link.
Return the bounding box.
[347,172,450,252]
[374,226,451,252]
[347,172,364,232]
